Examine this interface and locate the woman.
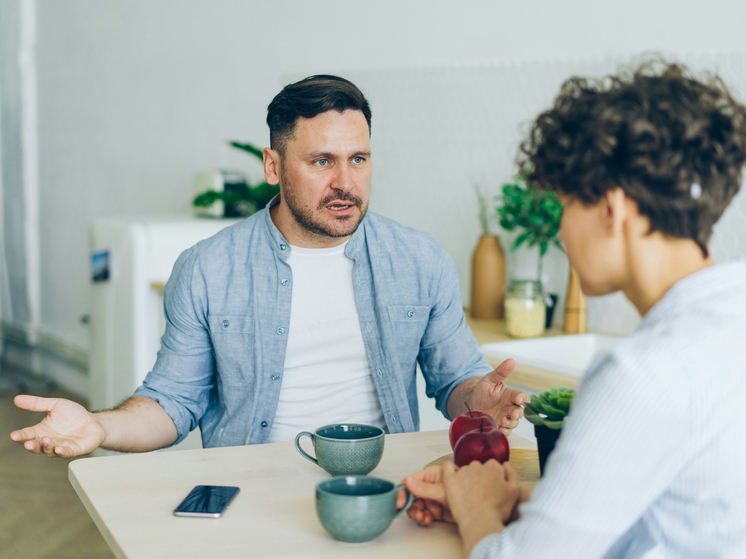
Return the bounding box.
[401,60,746,558]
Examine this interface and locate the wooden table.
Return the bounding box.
[69,430,538,559]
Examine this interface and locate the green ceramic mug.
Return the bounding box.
[316,476,413,543]
[295,424,384,476]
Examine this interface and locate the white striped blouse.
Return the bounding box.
[472,259,746,559]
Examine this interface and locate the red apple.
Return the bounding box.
[453,420,510,467]
[449,405,497,450]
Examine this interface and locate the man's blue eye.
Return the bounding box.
[353,157,363,164]
[318,159,328,166]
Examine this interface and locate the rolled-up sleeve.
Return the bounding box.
[133,247,216,445]
[417,248,492,419]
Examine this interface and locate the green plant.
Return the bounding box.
[496,170,563,279]
[192,141,280,216]
[524,387,575,429]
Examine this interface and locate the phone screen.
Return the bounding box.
[173,485,240,518]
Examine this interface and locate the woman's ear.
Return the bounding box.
[604,187,629,236]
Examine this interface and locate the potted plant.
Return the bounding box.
[192,141,280,217]
[524,386,575,475]
[496,170,563,333]
[496,169,563,284]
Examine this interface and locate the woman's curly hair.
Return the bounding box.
[519,59,746,257]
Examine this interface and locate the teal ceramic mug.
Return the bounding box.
[295,424,384,476]
[316,476,413,543]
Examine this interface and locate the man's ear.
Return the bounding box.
[263,148,281,186]
[604,187,629,236]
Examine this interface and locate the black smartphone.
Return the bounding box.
[173,485,240,518]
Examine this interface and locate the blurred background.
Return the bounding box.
[2,1,746,557]
[3,0,746,404]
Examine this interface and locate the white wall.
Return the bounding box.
[3,0,746,390]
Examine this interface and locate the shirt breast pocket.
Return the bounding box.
[387,305,430,364]
[207,315,254,386]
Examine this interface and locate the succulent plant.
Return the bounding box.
[524,387,575,430]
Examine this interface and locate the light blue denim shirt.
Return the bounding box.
[134,201,491,447]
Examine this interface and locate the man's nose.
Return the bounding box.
[331,163,353,193]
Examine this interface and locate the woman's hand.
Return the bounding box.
[442,459,520,557]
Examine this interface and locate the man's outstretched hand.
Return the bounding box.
[9,395,106,458]
[472,359,528,434]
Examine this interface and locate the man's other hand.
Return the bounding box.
[472,359,528,435]
[398,465,455,526]
[9,395,106,458]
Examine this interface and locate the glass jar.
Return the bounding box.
[505,280,546,338]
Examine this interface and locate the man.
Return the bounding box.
[11,75,526,458]
[400,61,746,558]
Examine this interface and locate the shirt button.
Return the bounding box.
[407,310,415,318]
[366,324,371,333]
[222,320,230,328]
[391,414,399,425]
[280,279,288,286]
[277,327,285,334]
[279,244,287,251]
[271,374,280,381]
[261,421,268,428]
[376,368,383,379]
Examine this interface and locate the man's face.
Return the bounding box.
[269,110,371,244]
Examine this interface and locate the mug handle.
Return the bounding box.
[294,432,318,465]
[393,484,414,519]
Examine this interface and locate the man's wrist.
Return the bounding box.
[93,412,113,449]
[448,377,481,419]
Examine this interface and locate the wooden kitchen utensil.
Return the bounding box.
[564,267,587,334]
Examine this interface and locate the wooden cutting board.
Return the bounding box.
[425,448,541,487]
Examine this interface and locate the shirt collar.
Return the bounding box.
[643,258,746,326]
[262,195,291,259]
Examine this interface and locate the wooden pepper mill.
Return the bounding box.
[564,267,587,333]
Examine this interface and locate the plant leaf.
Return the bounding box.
[192,190,223,207]
[511,231,531,252]
[228,141,264,161]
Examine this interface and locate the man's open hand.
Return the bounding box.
[472,359,528,434]
[9,395,106,458]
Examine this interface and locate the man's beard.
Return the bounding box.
[281,177,368,239]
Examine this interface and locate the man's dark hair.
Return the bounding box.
[267,75,372,157]
[520,59,746,257]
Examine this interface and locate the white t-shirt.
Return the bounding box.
[266,241,387,443]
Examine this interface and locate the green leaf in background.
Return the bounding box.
[193,190,223,207]
[228,141,265,161]
[496,169,564,279]
[192,141,280,216]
